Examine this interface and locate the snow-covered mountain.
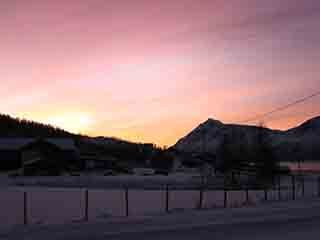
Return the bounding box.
[173,116,320,162]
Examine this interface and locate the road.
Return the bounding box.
[102,216,320,240]
[2,199,320,240]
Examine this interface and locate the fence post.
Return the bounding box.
[23,191,27,225]
[317,177,320,198]
[84,189,89,221]
[125,187,129,217]
[165,184,169,213]
[292,175,296,200]
[301,175,305,197]
[264,187,268,201]
[278,176,281,201]
[224,188,228,208]
[245,187,249,204]
[199,185,204,210]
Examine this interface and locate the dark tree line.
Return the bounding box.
[0,114,173,171]
[0,114,73,138]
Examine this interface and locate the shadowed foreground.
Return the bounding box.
[106,216,320,240]
[2,199,320,240]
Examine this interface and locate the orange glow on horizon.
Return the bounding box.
[7,109,318,147]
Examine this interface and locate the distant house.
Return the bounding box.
[80,152,117,170]
[0,138,80,175]
[167,148,217,177]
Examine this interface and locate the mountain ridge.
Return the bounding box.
[174,116,320,162]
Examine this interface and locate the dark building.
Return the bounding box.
[0,138,80,175]
[80,152,117,170]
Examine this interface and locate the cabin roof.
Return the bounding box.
[0,138,77,151]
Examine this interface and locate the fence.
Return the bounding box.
[1,174,320,227]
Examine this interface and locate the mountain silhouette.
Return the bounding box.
[174,116,320,162]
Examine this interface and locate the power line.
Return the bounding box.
[239,90,320,124]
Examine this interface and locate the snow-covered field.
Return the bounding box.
[0,174,318,229]
[3,197,320,240]
[3,174,205,189]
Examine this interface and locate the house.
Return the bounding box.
[80,152,117,170]
[0,138,80,175]
[167,147,217,177]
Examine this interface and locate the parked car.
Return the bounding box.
[154,169,169,175]
[133,168,155,176]
[103,170,115,176]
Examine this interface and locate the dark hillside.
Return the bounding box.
[0,114,73,138]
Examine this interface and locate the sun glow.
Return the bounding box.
[46,113,93,134]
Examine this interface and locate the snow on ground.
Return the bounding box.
[3,198,320,240]
[2,173,204,189]
[0,174,318,229]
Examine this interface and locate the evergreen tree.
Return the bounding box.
[251,123,279,184]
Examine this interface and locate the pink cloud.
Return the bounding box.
[1,0,319,145]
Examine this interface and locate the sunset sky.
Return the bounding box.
[1,0,319,146]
